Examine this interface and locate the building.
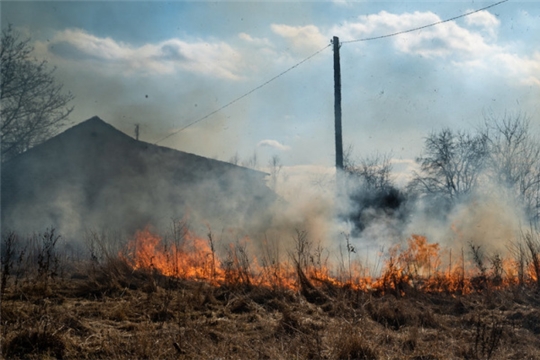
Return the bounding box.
[1,116,276,238]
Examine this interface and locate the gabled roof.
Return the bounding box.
[1,116,275,236]
[6,116,266,178]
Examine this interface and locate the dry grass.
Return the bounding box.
[2,255,540,360]
[2,229,540,359]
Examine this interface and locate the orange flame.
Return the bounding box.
[122,227,222,283]
[121,228,534,294]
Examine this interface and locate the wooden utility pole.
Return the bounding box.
[333,36,343,173]
[332,36,343,186]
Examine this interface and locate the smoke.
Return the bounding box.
[429,182,524,255]
[1,116,535,275]
[264,165,342,246]
[0,118,275,247]
[342,176,528,271]
[255,158,532,271]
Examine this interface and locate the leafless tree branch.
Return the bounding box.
[1,25,74,162]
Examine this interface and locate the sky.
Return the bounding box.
[2,0,540,184]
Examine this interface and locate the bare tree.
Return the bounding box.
[345,150,393,192]
[228,152,240,165]
[1,25,74,162]
[241,151,258,169]
[344,148,404,234]
[481,112,540,224]
[409,129,488,203]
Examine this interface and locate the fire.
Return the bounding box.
[121,227,536,294]
[122,227,222,283]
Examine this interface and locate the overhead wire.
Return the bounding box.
[154,44,331,145]
[341,0,508,44]
[156,0,508,144]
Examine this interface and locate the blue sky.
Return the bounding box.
[2,1,539,181]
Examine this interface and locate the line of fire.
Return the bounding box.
[2,114,540,297]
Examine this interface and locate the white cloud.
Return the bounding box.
[331,9,540,88]
[495,51,540,87]
[271,24,328,55]
[464,10,500,39]
[238,32,254,42]
[238,32,272,47]
[335,10,497,58]
[397,21,494,58]
[454,50,540,88]
[157,39,243,79]
[38,28,245,80]
[257,139,291,151]
[465,10,500,29]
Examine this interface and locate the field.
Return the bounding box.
[2,229,540,359]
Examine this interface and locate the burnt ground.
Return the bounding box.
[2,259,540,360]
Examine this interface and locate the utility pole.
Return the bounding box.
[134,124,140,140]
[333,36,344,175]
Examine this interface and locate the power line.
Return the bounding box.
[156,0,508,144]
[155,44,331,145]
[341,0,508,44]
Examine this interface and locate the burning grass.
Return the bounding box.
[2,227,540,359]
[118,227,540,296]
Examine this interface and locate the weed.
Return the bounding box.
[36,228,61,285]
[489,253,504,286]
[511,241,527,287]
[334,331,379,360]
[291,229,311,273]
[464,315,505,360]
[207,227,217,282]
[524,231,540,288]
[4,329,66,359]
[470,242,488,290]
[366,298,411,330]
[1,232,17,296]
[224,240,252,287]
[3,228,540,359]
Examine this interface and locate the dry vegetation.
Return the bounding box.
[2,229,540,359]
